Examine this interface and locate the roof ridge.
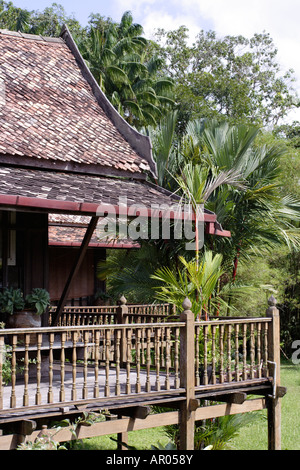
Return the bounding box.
[0,28,64,43]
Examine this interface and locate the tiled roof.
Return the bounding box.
[48,214,140,248]
[49,223,140,249]
[0,29,230,238]
[0,28,155,177]
[0,165,179,213]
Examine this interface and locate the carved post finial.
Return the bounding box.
[268,295,277,307]
[182,297,192,311]
[119,295,127,305]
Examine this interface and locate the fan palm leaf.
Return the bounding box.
[152,251,226,317]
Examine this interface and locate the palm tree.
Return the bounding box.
[0,3,31,32]
[196,120,300,278]
[78,11,175,129]
[150,117,300,313]
[78,22,131,95]
[148,110,182,188]
[109,49,175,129]
[152,251,226,318]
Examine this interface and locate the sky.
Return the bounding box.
[11,0,300,123]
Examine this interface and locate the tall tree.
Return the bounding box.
[153,28,299,128]
[0,1,83,37]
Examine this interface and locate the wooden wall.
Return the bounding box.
[49,246,105,304]
[0,211,48,294]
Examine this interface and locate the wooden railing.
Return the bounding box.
[48,301,173,327]
[194,317,271,386]
[0,305,274,415]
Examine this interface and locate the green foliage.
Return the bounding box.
[0,287,50,316]
[152,251,225,317]
[154,28,298,128]
[25,288,50,315]
[1,343,12,385]
[151,441,177,450]
[98,245,166,303]
[78,11,175,129]
[0,1,82,37]
[0,288,25,315]
[17,431,67,450]
[164,411,260,450]
[194,413,262,450]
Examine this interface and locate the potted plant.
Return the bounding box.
[0,287,50,328]
[94,289,112,306]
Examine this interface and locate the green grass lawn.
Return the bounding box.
[229,360,300,450]
[71,426,171,450]
[73,361,300,450]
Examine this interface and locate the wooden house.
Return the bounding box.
[0,27,283,451]
[0,26,229,320]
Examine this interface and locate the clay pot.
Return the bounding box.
[6,310,41,345]
[6,310,41,329]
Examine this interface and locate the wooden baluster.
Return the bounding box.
[257,322,262,378]
[174,327,180,389]
[242,323,247,380]
[126,329,132,394]
[141,327,146,365]
[136,328,141,393]
[235,324,240,381]
[10,335,17,408]
[226,324,232,383]
[115,329,121,396]
[203,325,208,385]
[160,326,165,368]
[48,332,54,403]
[83,330,89,399]
[250,323,255,379]
[195,325,200,386]
[219,324,224,384]
[23,333,30,406]
[93,330,99,398]
[211,325,216,384]
[263,321,269,377]
[146,328,151,392]
[155,328,161,391]
[71,331,77,401]
[60,332,66,402]
[104,329,111,397]
[165,327,171,390]
[35,333,42,405]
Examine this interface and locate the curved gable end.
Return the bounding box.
[0,27,157,178]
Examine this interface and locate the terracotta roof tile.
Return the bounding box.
[49,223,139,249]
[0,29,154,176]
[0,166,177,209]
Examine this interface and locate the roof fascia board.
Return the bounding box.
[0,193,217,222]
[60,24,158,179]
[0,155,147,180]
[49,241,140,248]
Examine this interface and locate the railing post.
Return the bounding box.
[179,297,195,450]
[116,295,128,367]
[266,295,281,450]
[116,295,129,450]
